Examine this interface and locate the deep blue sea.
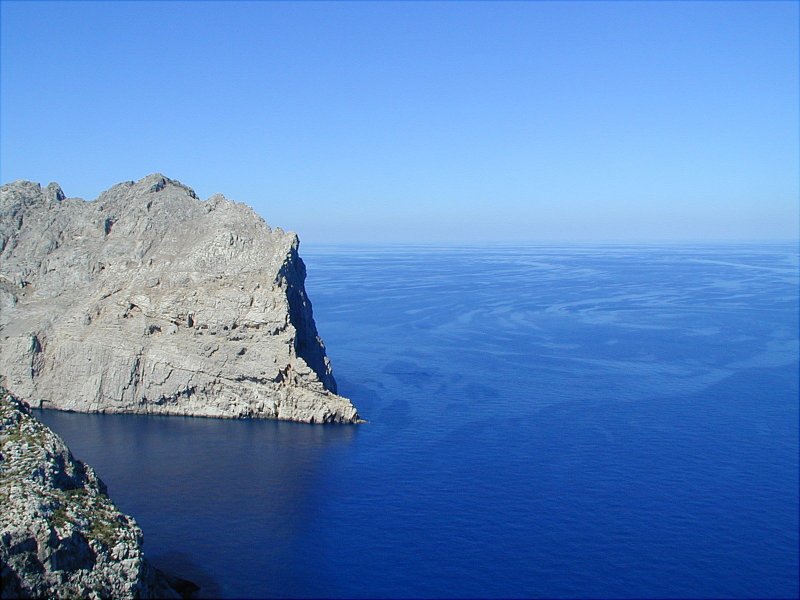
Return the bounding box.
[38,244,799,599]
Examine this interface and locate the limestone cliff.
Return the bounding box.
[0,387,194,598]
[0,174,359,423]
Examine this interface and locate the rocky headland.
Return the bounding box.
[0,174,359,423]
[0,387,195,598]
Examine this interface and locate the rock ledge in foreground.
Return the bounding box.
[0,387,196,599]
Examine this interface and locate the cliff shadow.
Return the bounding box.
[149,551,223,599]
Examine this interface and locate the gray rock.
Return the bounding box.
[0,387,192,598]
[0,174,360,423]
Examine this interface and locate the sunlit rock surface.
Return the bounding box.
[0,175,359,423]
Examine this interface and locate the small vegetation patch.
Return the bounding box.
[89,518,119,548]
[51,504,70,530]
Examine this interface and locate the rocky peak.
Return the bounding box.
[44,183,65,203]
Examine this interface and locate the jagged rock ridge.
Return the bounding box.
[0,174,359,423]
[0,387,195,598]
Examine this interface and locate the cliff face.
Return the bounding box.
[0,175,359,423]
[0,388,190,598]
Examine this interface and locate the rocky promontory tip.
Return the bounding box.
[0,174,360,423]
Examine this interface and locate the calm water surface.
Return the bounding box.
[39,244,799,598]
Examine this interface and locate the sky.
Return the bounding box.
[1,1,797,243]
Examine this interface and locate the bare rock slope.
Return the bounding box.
[0,387,192,598]
[0,174,359,423]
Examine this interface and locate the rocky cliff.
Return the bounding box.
[0,387,194,598]
[0,174,359,423]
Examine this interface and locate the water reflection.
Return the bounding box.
[36,410,356,598]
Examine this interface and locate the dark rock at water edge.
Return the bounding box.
[0,387,197,598]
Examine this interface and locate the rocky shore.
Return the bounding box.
[0,387,196,598]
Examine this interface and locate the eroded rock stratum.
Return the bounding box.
[0,174,359,423]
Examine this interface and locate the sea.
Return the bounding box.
[38,243,799,599]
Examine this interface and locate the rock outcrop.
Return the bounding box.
[0,387,194,598]
[0,174,359,423]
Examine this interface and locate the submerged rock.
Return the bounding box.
[0,174,359,423]
[0,387,195,598]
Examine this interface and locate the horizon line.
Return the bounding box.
[300,239,800,247]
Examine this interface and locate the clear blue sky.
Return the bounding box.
[1,1,797,243]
